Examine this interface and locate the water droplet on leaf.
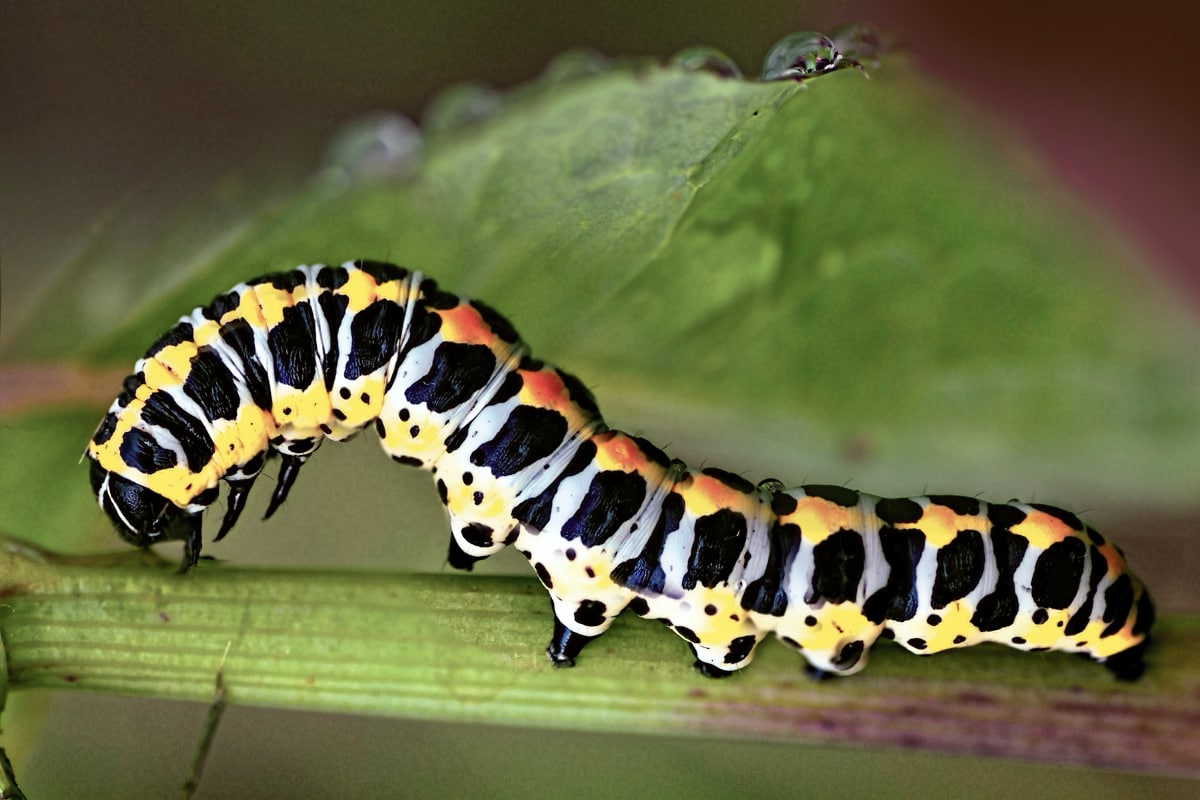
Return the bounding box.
[670,46,743,79]
[322,112,421,181]
[830,22,884,66]
[422,83,503,137]
[761,32,842,82]
[539,49,613,84]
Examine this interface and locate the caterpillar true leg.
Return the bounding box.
[215,452,267,541]
[263,444,321,520]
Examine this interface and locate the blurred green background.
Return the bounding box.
[3,1,1198,797]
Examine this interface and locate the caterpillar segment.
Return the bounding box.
[86,260,1155,680]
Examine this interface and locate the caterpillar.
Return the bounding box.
[86,260,1155,680]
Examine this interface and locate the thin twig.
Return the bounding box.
[1,534,1197,776]
[181,641,231,800]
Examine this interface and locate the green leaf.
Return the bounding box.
[0,408,109,551]
[6,55,1198,509]
[6,55,1196,513]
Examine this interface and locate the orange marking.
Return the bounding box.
[1011,509,1074,550]
[1096,542,1126,578]
[437,304,494,346]
[519,368,568,409]
[593,432,651,473]
[896,502,973,548]
[678,472,755,517]
[788,496,855,544]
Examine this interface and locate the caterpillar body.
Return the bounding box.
[87,260,1155,680]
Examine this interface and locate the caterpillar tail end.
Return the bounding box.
[803,663,836,682]
[546,617,597,668]
[1103,590,1155,681]
[692,660,734,679]
[1103,639,1150,682]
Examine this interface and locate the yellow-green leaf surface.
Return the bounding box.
[5,55,1199,518]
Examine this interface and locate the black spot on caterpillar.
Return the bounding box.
[87,260,1154,680]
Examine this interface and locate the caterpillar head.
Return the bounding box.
[88,457,201,559]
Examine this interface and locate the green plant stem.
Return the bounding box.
[0,532,1197,775]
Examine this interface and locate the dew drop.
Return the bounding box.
[761,32,842,82]
[669,46,743,79]
[322,112,422,181]
[829,22,884,64]
[540,49,613,84]
[422,83,503,137]
[757,477,785,493]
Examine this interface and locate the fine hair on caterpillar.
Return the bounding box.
[87,260,1155,680]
